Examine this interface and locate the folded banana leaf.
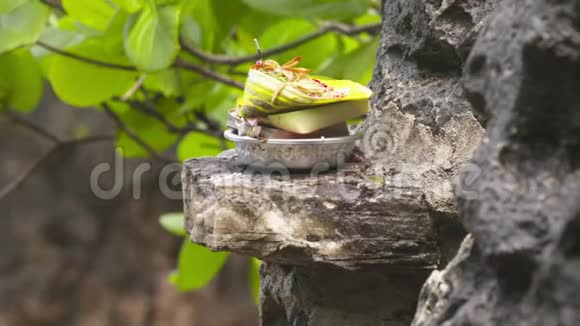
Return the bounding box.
[228,112,350,138]
[237,57,373,119]
[263,99,369,134]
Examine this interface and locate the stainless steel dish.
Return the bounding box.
[224,129,362,170]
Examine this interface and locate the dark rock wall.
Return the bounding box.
[369,0,497,134]
[261,264,428,326]
[414,1,580,325]
[363,0,493,218]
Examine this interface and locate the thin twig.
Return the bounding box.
[36,41,244,90]
[185,113,196,127]
[0,135,114,201]
[121,75,146,101]
[5,112,62,143]
[101,103,176,164]
[180,22,381,66]
[194,110,228,149]
[119,98,220,137]
[36,41,137,71]
[173,58,244,90]
[227,66,249,77]
[194,110,222,134]
[73,135,117,143]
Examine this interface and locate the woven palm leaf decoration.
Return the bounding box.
[237,56,373,119]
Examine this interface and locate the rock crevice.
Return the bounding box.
[414,1,580,325]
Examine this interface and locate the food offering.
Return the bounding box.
[225,53,372,169]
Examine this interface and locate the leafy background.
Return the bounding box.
[0,0,380,308]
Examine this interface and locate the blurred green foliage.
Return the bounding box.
[0,0,380,299]
[159,212,248,295]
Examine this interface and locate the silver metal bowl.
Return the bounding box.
[224,129,362,170]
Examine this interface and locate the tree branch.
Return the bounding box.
[101,103,176,164]
[180,22,382,66]
[36,42,245,90]
[36,41,137,71]
[193,110,228,150]
[193,110,222,134]
[4,111,62,143]
[173,58,244,89]
[118,98,222,138]
[0,135,114,201]
[0,107,180,201]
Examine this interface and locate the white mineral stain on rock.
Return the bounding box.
[319,240,343,256]
[264,211,293,235]
[323,201,336,209]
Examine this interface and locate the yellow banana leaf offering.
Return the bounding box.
[234,56,373,135]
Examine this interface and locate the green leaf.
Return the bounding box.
[182,82,240,125]
[0,49,43,112]
[180,14,203,48]
[180,0,216,51]
[62,0,116,31]
[249,257,261,305]
[236,8,280,52]
[258,19,337,71]
[113,100,181,158]
[210,0,248,44]
[354,12,381,25]
[319,37,379,83]
[112,0,144,13]
[48,15,103,40]
[47,41,138,107]
[179,80,215,112]
[143,69,180,97]
[180,0,247,52]
[154,0,182,5]
[241,0,372,20]
[97,10,133,58]
[124,4,181,71]
[342,38,379,84]
[177,132,222,162]
[159,212,187,237]
[0,0,27,13]
[171,240,230,291]
[32,26,86,58]
[0,1,49,54]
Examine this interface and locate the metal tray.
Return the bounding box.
[224,129,362,170]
